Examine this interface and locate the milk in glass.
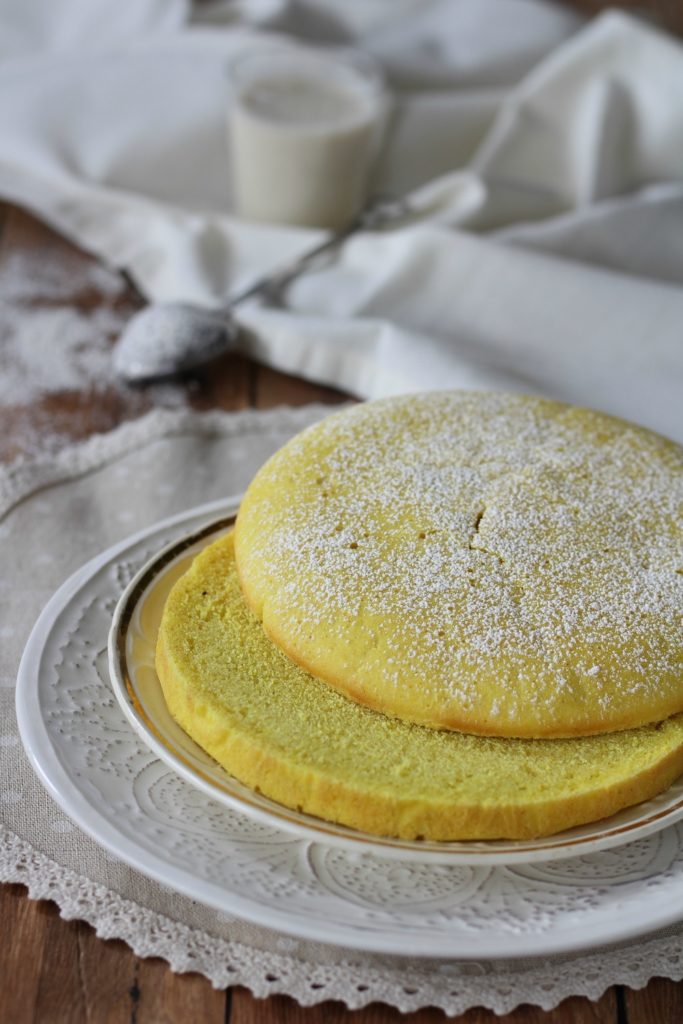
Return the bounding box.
[229,49,385,230]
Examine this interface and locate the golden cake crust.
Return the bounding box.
[156,532,683,841]
[234,392,683,739]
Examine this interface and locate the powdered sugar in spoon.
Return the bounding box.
[112,197,416,385]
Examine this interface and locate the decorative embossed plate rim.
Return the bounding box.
[16,500,683,959]
[111,510,683,866]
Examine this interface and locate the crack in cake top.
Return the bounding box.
[234,392,683,738]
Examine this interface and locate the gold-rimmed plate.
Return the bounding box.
[108,505,683,866]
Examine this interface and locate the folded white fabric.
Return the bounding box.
[0,0,681,441]
[0,0,188,58]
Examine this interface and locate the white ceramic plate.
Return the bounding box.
[16,500,683,958]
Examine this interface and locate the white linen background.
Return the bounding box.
[1,0,682,441]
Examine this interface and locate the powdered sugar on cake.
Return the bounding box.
[237,392,683,736]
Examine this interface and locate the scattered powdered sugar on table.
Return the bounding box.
[0,247,126,305]
[0,246,189,458]
[0,304,124,405]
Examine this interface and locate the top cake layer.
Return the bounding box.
[234,391,683,739]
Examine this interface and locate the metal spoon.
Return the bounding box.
[113,197,417,385]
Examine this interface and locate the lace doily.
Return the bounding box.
[2,406,683,1015]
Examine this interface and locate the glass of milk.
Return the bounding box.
[228,46,387,230]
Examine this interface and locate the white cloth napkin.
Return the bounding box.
[1,0,682,441]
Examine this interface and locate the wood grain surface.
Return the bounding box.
[1,0,681,1003]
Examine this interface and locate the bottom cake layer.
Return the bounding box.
[156,532,683,841]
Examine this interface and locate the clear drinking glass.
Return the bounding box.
[228,45,387,231]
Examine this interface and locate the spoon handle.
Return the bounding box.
[226,195,419,310]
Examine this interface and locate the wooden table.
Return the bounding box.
[1,202,681,1023]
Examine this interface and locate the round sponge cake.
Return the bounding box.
[235,392,683,739]
[156,532,683,841]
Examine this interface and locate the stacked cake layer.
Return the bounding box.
[156,392,683,840]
